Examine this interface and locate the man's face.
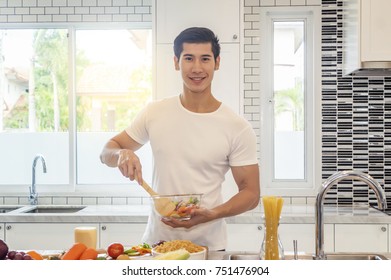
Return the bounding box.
[174,42,220,95]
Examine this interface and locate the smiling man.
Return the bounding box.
[100,27,260,251]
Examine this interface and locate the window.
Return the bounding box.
[0,27,152,191]
[260,6,321,195]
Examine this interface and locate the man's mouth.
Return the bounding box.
[189,76,205,81]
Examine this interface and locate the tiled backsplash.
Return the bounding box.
[320,0,391,207]
[0,0,152,23]
[1,0,389,207]
[0,194,316,206]
[0,195,152,206]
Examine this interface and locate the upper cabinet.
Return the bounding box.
[156,0,240,44]
[343,0,391,75]
[360,0,391,62]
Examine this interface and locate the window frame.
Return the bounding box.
[259,6,321,196]
[0,22,152,196]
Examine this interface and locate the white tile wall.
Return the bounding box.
[0,0,151,23]
[83,197,98,205]
[276,0,291,6]
[291,0,306,5]
[260,0,275,6]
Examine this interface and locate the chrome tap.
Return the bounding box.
[29,154,47,205]
[315,170,387,260]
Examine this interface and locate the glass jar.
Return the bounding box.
[259,223,284,260]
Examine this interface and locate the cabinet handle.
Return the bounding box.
[101,225,106,231]
[6,225,11,230]
[257,225,263,231]
[0,225,2,230]
[381,226,387,232]
[233,34,238,40]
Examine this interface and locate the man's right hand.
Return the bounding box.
[117,149,143,185]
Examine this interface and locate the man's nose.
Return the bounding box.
[191,59,202,72]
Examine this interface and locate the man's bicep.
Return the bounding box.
[231,164,260,192]
[112,130,143,151]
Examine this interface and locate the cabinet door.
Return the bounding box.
[279,223,334,254]
[335,224,388,253]
[156,44,240,113]
[156,0,240,44]
[5,223,99,250]
[0,223,4,241]
[100,223,146,248]
[361,0,391,61]
[226,224,263,251]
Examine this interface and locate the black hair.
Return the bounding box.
[173,27,220,61]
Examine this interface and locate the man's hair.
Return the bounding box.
[173,27,220,61]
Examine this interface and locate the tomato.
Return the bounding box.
[107,243,124,259]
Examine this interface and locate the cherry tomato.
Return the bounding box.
[107,243,124,259]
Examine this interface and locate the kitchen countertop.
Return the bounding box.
[0,203,390,224]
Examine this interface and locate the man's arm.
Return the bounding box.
[100,130,144,184]
[212,163,260,218]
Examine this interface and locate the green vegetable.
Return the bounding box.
[124,249,140,256]
[189,197,199,205]
[141,242,151,249]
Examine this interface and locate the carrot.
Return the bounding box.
[61,243,87,260]
[26,250,44,260]
[79,247,98,260]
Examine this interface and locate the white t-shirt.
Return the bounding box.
[125,95,258,250]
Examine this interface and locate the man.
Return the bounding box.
[100,27,260,250]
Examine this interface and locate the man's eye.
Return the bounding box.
[202,57,211,62]
[184,57,192,61]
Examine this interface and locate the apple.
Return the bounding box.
[107,242,124,259]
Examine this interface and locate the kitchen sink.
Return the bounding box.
[224,253,388,260]
[0,206,22,213]
[20,205,86,214]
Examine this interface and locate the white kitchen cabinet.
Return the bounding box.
[155,43,240,113]
[279,223,334,254]
[334,224,388,253]
[343,0,391,75]
[360,0,391,62]
[226,224,263,251]
[0,223,4,241]
[388,224,391,252]
[99,223,146,248]
[156,0,240,44]
[226,223,334,255]
[5,223,99,250]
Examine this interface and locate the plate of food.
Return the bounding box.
[151,240,207,260]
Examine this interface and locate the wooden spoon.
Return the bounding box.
[136,176,176,217]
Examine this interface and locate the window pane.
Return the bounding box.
[75,29,153,184]
[273,21,305,180]
[0,29,69,185]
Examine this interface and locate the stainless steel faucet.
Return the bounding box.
[315,170,387,260]
[29,154,47,205]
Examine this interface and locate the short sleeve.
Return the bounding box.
[124,104,150,145]
[229,124,258,167]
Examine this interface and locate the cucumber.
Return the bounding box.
[153,249,190,260]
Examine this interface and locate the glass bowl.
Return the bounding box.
[151,193,202,221]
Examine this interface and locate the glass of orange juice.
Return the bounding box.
[74,226,97,249]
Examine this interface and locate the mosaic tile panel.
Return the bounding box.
[321,0,391,207]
